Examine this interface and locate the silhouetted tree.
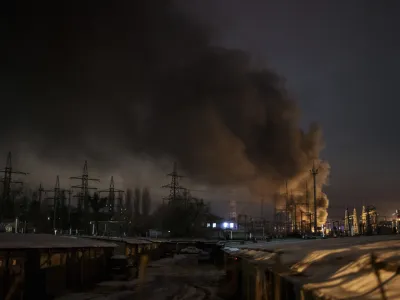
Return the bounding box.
[142,187,151,216]
[125,189,133,220]
[133,188,141,217]
[27,193,43,230]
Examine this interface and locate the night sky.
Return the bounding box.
[181,0,400,218]
[1,1,399,219]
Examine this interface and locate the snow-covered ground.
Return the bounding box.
[57,254,225,300]
[226,235,400,299]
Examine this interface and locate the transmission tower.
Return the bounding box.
[310,161,319,233]
[0,152,29,221]
[229,199,237,222]
[98,176,124,217]
[70,161,99,212]
[162,162,185,205]
[44,176,65,230]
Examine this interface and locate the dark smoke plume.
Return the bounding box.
[1,0,330,220]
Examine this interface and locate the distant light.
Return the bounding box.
[223,222,228,228]
[229,223,234,229]
[47,217,50,220]
[212,223,216,228]
[207,223,210,228]
[168,230,170,233]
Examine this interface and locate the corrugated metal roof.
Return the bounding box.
[81,235,152,245]
[0,233,117,249]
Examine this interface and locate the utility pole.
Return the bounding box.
[310,162,319,234]
[70,161,99,212]
[99,176,124,218]
[162,162,185,205]
[0,152,29,222]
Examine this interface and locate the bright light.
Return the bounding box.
[207,223,210,228]
[229,223,234,228]
[47,217,50,220]
[168,230,171,233]
[223,222,228,228]
[212,223,216,228]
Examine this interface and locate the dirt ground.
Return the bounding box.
[58,255,226,300]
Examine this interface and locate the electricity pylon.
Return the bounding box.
[70,160,99,212]
[98,176,124,217]
[0,152,28,221]
[162,162,185,205]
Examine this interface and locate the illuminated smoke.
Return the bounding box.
[1,1,330,214]
[277,159,330,226]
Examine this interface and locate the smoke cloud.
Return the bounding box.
[1,0,330,220]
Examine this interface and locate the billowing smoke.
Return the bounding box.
[276,160,330,227]
[1,0,330,219]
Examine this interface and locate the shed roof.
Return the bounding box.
[0,233,117,249]
[224,235,400,300]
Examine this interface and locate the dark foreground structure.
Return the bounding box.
[220,235,400,300]
[0,234,226,299]
[0,234,117,299]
